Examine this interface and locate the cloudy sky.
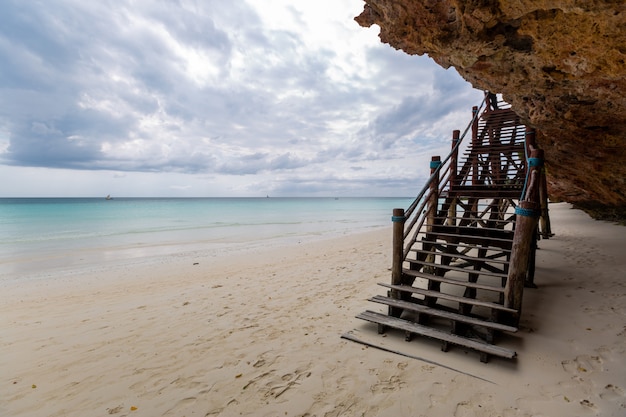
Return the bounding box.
[0,0,483,197]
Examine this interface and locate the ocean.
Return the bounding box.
[0,197,412,278]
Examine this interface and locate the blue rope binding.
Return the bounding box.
[430,160,442,170]
[515,206,540,218]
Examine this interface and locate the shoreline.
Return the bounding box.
[1,196,411,279]
[2,203,625,416]
[0,223,390,282]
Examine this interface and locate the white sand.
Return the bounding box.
[1,202,625,417]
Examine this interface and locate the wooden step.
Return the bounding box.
[432,215,515,224]
[431,225,514,239]
[405,260,508,278]
[410,247,511,265]
[428,218,516,228]
[445,189,523,198]
[378,283,518,313]
[437,216,515,222]
[436,205,518,212]
[369,295,518,333]
[431,219,514,228]
[401,269,506,293]
[460,157,523,163]
[465,144,524,153]
[356,310,517,359]
[428,223,516,235]
[423,232,513,250]
[427,241,512,254]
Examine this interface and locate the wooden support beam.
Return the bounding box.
[504,145,543,322]
[471,106,479,186]
[390,208,405,318]
[427,156,441,234]
[450,130,460,188]
[539,164,553,238]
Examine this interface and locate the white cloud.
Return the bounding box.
[0,0,483,197]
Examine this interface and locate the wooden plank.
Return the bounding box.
[433,223,515,239]
[445,210,516,219]
[446,189,523,198]
[461,150,523,156]
[450,185,524,192]
[424,232,513,249]
[432,214,516,223]
[451,260,508,276]
[405,260,508,278]
[431,225,514,240]
[401,268,506,292]
[369,295,518,332]
[467,144,524,152]
[428,241,512,254]
[462,153,523,160]
[410,247,511,265]
[341,332,497,383]
[357,310,517,359]
[378,283,518,313]
[432,214,516,221]
[429,223,515,234]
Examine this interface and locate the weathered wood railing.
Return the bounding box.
[396,98,488,262]
[389,93,551,324]
[369,94,554,359]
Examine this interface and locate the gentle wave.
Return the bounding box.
[0,197,412,277]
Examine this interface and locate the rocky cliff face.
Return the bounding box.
[356,0,626,220]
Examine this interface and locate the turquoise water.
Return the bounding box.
[0,197,412,277]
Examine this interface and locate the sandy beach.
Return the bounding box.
[2,202,624,417]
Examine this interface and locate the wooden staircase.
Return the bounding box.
[356,94,552,362]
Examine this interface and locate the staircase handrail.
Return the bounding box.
[404,95,487,224]
[401,96,488,257]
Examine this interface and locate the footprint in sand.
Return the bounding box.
[600,383,626,408]
[241,363,313,400]
[106,405,124,414]
[561,354,604,375]
[579,398,597,410]
[453,393,497,417]
[370,374,405,394]
[428,382,449,407]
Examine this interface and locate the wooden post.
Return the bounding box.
[469,107,481,219]
[523,127,536,195]
[389,208,405,319]
[450,130,460,188]
[425,156,441,304]
[472,106,479,142]
[526,149,544,288]
[471,106,479,185]
[539,164,553,238]
[427,156,441,232]
[448,130,460,226]
[525,127,552,238]
[504,149,543,323]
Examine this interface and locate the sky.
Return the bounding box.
[0,0,483,197]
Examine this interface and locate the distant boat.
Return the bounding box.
[105,195,113,200]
